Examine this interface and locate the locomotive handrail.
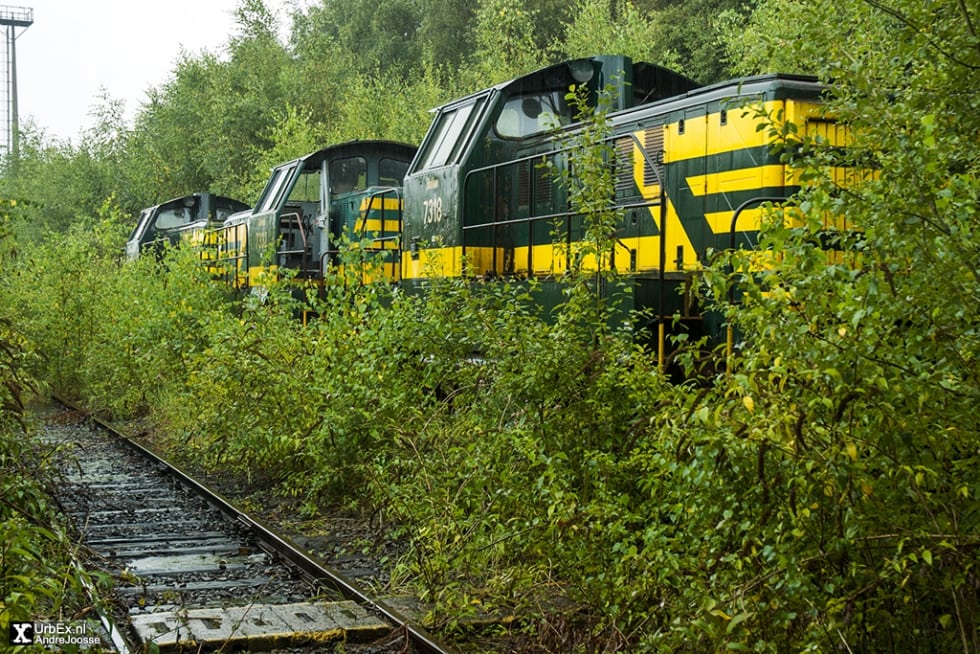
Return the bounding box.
[356,185,402,225]
[209,221,249,288]
[626,132,668,372]
[357,187,402,242]
[460,145,577,275]
[459,132,671,368]
[459,198,663,233]
[460,161,577,275]
[277,210,310,272]
[320,186,402,286]
[356,186,403,281]
[461,207,569,231]
[277,210,308,252]
[724,196,789,363]
[459,142,662,234]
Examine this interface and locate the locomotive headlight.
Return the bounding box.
[569,59,595,83]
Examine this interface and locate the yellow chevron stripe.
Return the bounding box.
[631,143,699,271]
[358,197,402,212]
[662,99,841,163]
[684,164,788,197]
[355,218,400,233]
[662,100,773,162]
[705,207,767,238]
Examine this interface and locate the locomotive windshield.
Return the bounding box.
[380,157,409,187]
[495,88,572,139]
[416,96,488,171]
[328,155,409,192]
[256,163,299,213]
[153,206,193,230]
[147,196,199,231]
[288,168,322,202]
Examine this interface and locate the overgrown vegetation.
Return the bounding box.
[0,203,114,642]
[0,0,977,651]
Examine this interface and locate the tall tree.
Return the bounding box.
[297,0,423,78]
[1,92,132,241]
[470,0,545,82]
[126,1,293,204]
[418,0,478,71]
[650,0,754,81]
[559,0,665,66]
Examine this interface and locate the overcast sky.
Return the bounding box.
[13,0,293,143]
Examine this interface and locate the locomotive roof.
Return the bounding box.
[140,191,245,213]
[432,55,701,112]
[607,72,825,126]
[430,55,822,118]
[670,71,822,104]
[289,140,418,171]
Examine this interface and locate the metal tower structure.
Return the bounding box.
[0,5,32,170]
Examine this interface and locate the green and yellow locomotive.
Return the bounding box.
[126,192,250,262]
[215,140,417,290]
[400,55,844,354]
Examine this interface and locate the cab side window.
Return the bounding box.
[331,157,368,194]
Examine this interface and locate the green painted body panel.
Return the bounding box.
[247,211,277,268]
[404,167,459,249]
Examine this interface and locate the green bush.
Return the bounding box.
[0,213,112,638]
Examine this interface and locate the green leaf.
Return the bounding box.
[726,611,754,634]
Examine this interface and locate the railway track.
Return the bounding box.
[41,404,456,654]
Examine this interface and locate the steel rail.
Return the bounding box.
[59,398,458,654]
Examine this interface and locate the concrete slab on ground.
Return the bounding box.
[130,600,390,651]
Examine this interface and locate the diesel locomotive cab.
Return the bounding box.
[215,140,417,291]
[125,192,250,261]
